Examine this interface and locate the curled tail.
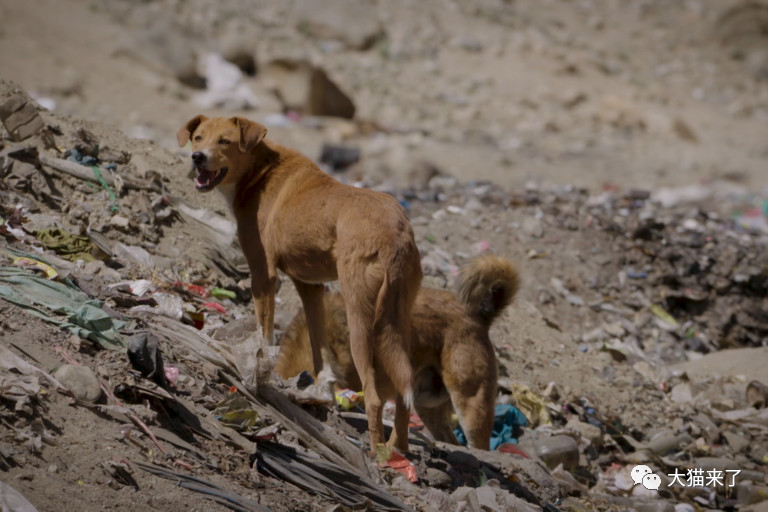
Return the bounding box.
[457,255,520,327]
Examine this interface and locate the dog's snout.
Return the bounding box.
[192,151,206,165]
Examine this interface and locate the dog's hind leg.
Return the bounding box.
[387,394,411,452]
[344,299,385,454]
[338,263,388,454]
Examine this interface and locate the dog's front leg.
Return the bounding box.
[252,274,277,344]
[239,229,277,344]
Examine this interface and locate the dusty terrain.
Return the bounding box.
[1,1,767,511]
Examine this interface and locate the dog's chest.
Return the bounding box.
[218,184,237,214]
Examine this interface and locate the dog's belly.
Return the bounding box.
[279,251,338,284]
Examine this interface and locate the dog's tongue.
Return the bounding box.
[195,169,218,188]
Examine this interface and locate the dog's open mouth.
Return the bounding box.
[194,167,228,191]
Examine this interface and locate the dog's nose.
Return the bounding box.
[192,152,206,166]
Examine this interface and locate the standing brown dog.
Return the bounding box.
[177,115,423,453]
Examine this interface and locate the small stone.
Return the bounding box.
[672,117,698,143]
[424,468,451,489]
[294,0,383,50]
[670,382,693,404]
[736,482,768,507]
[648,430,692,456]
[522,217,544,238]
[452,487,480,512]
[565,418,603,448]
[604,322,626,338]
[533,435,579,471]
[475,486,502,511]
[722,431,749,453]
[635,500,675,512]
[109,215,130,229]
[694,457,740,471]
[53,364,102,402]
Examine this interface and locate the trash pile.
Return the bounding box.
[2,77,768,512]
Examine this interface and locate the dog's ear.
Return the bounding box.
[176,115,208,147]
[232,117,267,152]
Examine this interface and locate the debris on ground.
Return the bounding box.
[2,0,768,508]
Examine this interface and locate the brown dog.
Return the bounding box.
[275,255,519,450]
[177,115,423,453]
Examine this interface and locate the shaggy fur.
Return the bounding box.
[275,255,519,449]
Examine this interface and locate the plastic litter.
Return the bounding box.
[650,303,679,328]
[0,481,39,512]
[214,390,262,435]
[203,302,227,314]
[13,256,58,279]
[127,332,168,387]
[34,227,97,262]
[174,281,209,298]
[0,267,127,349]
[376,444,418,483]
[113,242,154,268]
[335,388,364,410]
[454,404,529,450]
[211,287,236,300]
[194,53,259,110]
[507,382,552,427]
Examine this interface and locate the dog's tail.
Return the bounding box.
[457,255,520,328]
[372,242,421,409]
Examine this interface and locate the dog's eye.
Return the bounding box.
[219,139,230,146]
[194,135,202,142]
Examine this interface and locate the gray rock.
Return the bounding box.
[294,0,383,50]
[565,418,603,448]
[722,430,749,453]
[522,217,545,238]
[452,487,481,512]
[475,486,501,511]
[695,457,740,471]
[647,430,692,456]
[670,382,693,403]
[635,501,676,512]
[261,60,355,119]
[424,467,452,489]
[533,435,579,471]
[53,364,102,402]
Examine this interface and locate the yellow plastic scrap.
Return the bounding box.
[510,382,551,427]
[13,256,58,279]
[335,389,364,410]
[213,392,261,433]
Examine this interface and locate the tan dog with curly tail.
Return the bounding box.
[177,115,423,454]
[275,255,519,450]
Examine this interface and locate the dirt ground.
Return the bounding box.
[1,1,767,511]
